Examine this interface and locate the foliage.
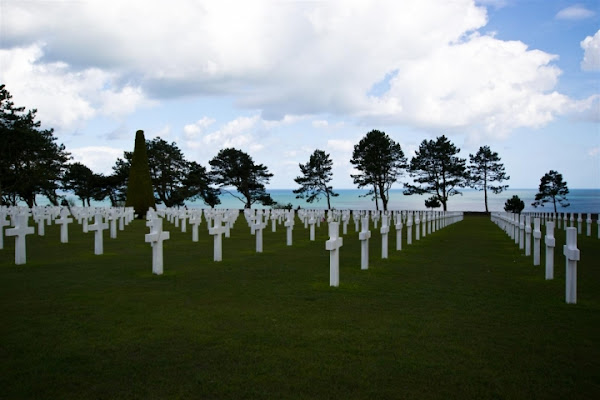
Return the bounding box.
[468,145,510,213]
[100,159,131,206]
[209,147,274,208]
[404,135,468,211]
[125,130,156,218]
[504,195,525,214]
[145,137,190,207]
[0,84,70,207]
[62,162,104,206]
[350,130,407,211]
[532,170,570,213]
[424,196,441,209]
[112,140,219,208]
[293,149,338,209]
[272,202,294,210]
[183,161,221,208]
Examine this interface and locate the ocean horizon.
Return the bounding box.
[27,188,599,213]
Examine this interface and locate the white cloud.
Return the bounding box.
[581,30,600,71]
[0,0,590,142]
[0,44,153,131]
[69,146,124,175]
[556,5,596,20]
[312,120,329,128]
[362,33,576,136]
[203,115,260,147]
[183,117,216,139]
[327,139,355,153]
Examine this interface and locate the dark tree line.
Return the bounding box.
[9,83,570,213]
[1,84,70,207]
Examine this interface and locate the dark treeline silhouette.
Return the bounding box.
[2,84,526,211]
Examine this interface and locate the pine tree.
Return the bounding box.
[404,135,468,211]
[125,130,155,218]
[350,130,407,211]
[293,149,338,209]
[504,195,524,214]
[532,170,569,214]
[468,146,510,213]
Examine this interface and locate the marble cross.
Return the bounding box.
[5,214,35,264]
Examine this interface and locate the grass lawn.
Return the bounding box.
[1,213,599,399]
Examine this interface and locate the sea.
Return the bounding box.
[31,188,599,213]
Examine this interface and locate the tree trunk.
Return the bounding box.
[484,185,489,213]
[380,184,388,212]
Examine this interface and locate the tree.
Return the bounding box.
[424,196,441,209]
[112,139,219,208]
[350,130,407,211]
[532,170,569,214]
[183,161,221,208]
[100,158,130,206]
[293,149,338,209]
[0,84,70,207]
[209,148,274,208]
[468,145,510,213]
[504,195,525,214]
[125,130,155,218]
[62,162,101,206]
[404,135,469,211]
[145,138,189,207]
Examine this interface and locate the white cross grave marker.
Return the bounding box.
[308,213,317,241]
[55,208,73,243]
[209,214,226,262]
[563,227,580,304]
[253,215,267,253]
[87,213,109,255]
[525,215,532,256]
[586,214,592,237]
[5,214,35,265]
[359,216,371,270]
[284,210,294,246]
[406,212,413,245]
[380,213,389,259]
[545,221,555,280]
[415,213,421,241]
[189,212,202,242]
[145,218,170,275]
[395,213,403,251]
[533,217,541,266]
[326,221,343,287]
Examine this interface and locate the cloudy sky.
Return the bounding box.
[1,0,599,188]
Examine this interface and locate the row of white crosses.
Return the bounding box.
[0,205,135,264]
[491,212,583,304]
[528,211,599,238]
[326,210,464,287]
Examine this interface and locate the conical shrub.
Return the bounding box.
[125,130,155,218]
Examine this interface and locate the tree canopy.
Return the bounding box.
[531,170,569,214]
[0,84,70,207]
[62,162,104,206]
[504,195,525,214]
[209,148,274,208]
[350,130,407,211]
[404,135,468,211]
[293,149,338,209]
[468,145,509,213]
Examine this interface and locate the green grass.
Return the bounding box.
[1,214,599,399]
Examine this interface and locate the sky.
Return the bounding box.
[1,0,599,189]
